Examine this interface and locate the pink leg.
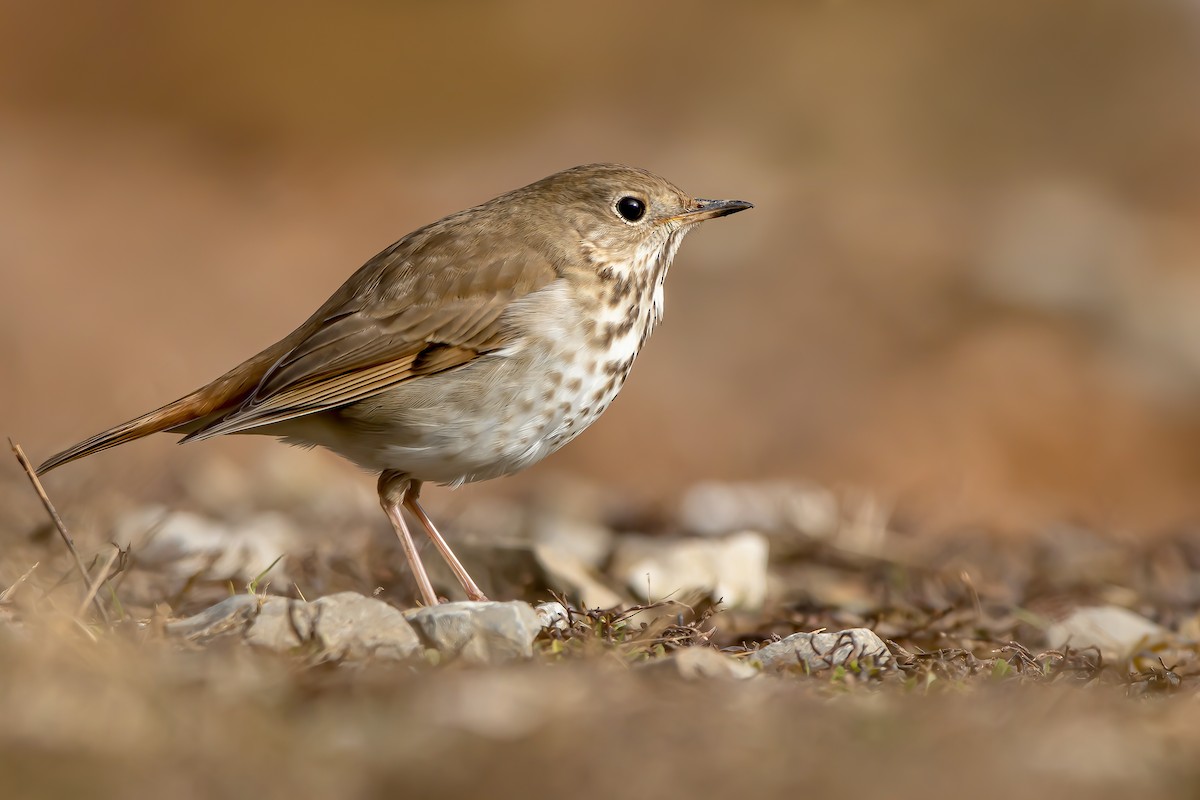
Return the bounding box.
[404,481,489,602]
[378,472,439,607]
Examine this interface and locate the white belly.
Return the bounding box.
[283,279,654,486]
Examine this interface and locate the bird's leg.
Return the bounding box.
[403,480,489,602]
[378,471,440,607]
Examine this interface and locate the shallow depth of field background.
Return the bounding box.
[7,6,1200,800]
[5,0,1200,533]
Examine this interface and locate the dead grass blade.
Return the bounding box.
[76,546,121,618]
[0,561,39,604]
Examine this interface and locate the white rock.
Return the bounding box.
[1045,606,1169,660]
[245,592,422,660]
[750,628,892,673]
[164,594,622,668]
[114,506,299,585]
[534,601,570,632]
[610,531,769,610]
[404,601,544,665]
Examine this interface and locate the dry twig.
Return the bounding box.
[10,438,110,622]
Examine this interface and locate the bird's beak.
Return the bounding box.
[670,198,755,223]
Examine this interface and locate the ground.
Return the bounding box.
[2,448,1197,800]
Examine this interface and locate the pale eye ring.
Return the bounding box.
[615,196,647,222]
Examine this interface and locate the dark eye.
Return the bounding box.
[616,196,646,222]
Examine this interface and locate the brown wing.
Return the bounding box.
[183,226,561,441]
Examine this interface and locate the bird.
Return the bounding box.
[37,163,753,606]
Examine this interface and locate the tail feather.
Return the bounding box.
[36,342,292,475]
[36,393,216,474]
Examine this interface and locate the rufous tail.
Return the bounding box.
[36,391,220,474]
[35,342,291,475]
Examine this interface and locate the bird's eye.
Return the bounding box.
[615,196,647,222]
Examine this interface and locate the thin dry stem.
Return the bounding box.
[10,439,110,623]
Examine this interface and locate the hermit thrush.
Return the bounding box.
[38,163,752,606]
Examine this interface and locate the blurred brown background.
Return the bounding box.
[4,0,1200,533]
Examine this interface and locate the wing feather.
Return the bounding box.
[184,227,561,441]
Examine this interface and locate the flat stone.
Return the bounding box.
[1045,606,1170,660]
[165,594,261,641]
[750,628,892,673]
[610,531,769,610]
[246,592,422,661]
[404,601,543,665]
[166,594,559,665]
